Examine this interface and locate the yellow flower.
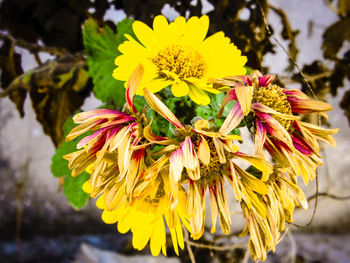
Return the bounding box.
[113,15,247,105]
[85,174,190,256]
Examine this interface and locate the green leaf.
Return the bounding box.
[83,18,135,106]
[245,66,253,75]
[196,93,239,134]
[51,115,90,209]
[63,172,90,210]
[51,117,77,178]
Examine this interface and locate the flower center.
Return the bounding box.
[253,85,293,130]
[153,45,207,79]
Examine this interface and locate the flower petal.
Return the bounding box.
[252,102,299,120]
[258,74,275,87]
[219,102,244,135]
[234,152,272,181]
[254,119,266,157]
[181,137,199,171]
[284,89,333,114]
[171,80,189,97]
[170,148,184,182]
[126,64,144,112]
[198,135,211,165]
[143,88,184,128]
[188,84,211,105]
[132,20,158,50]
[143,120,177,145]
[217,88,237,118]
[235,85,253,116]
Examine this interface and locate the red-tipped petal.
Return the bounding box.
[258,75,275,87]
[126,64,144,113]
[219,102,244,135]
[217,88,237,118]
[143,88,184,129]
[181,137,199,171]
[254,119,267,156]
[170,148,184,182]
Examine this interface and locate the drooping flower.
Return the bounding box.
[83,172,190,256]
[143,88,273,239]
[213,71,338,183]
[240,168,308,261]
[65,65,193,255]
[113,15,247,105]
[64,65,149,200]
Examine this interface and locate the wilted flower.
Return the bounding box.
[240,167,308,261]
[64,65,150,200]
[113,15,247,105]
[65,65,192,256]
[143,88,272,239]
[213,71,338,183]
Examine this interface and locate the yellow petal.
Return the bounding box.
[96,194,106,209]
[208,187,218,233]
[234,152,272,181]
[188,84,210,105]
[82,181,93,194]
[169,227,179,255]
[143,88,184,128]
[171,80,190,97]
[198,136,210,165]
[153,16,169,45]
[101,209,118,224]
[219,102,244,135]
[176,220,185,250]
[235,85,253,116]
[150,218,166,256]
[213,138,226,164]
[132,20,158,50]
[132,214,152,250]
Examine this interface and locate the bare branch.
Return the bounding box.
[0,33,68,56]
[183,227,196,263]
[184,238,247,251]
[307,192,350,201]
[287,231,297,263]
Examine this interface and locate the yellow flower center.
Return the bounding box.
[253,85,292,130]
[153,45,207,79]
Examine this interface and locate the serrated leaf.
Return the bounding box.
[51,116,90,209]
[83,18,135,106]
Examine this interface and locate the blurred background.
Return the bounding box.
[0,0,349,262]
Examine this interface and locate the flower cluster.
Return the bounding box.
[64,15,338,261]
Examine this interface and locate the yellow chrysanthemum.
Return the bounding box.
[113,15,247,105]
[83,174,190,256]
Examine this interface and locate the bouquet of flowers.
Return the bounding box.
[63,15,337,261]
